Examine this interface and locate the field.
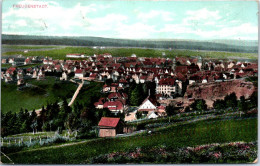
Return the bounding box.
[2,45,258,60]
[1,77,77,113]
[3,45,59,49]
[2,118,257,164]
[74,81,105,106]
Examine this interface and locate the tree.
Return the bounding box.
[39,106,47,131]
[238,96,248,114]
[184,106,191,112]
[105,78,113,86]
[196,99,207,111]
[130,85,143,106]
[224,92,237,108]
[213,99,226,110]
[190,99,207,111]
[166,104,178,116]
[65,113,80,134]
[136,111,143,119]
[249,91,257,108]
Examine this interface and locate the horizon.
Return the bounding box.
[2,34,258,42]
[2,0,258,41]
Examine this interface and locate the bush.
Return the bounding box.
[86,142,257,164]
[76,130,96,139]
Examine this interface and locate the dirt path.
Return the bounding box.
[68,83,83,106]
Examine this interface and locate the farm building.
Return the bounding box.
[98,117,124,137]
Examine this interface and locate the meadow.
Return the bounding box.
[2,45,258,60]
[1,77,77,113]
[2,118,256,164]
[3,45,59,49]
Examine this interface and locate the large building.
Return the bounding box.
[156,78,182,97]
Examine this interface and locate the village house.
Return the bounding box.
[24,58,32,65]
[103,101,124,113]
[138,95,157,114]
[98,117,124,137]
[60,72,68,80]
[74,69,85,78]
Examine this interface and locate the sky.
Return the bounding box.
[2,0,259,40]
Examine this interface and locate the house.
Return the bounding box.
[147,111,158,119]
[138,96,157,114]
[66,54,85,58]
[74,69,85,78]
[98,117,124,137]
[103,101,124,113]
[24,58,31,65]
[17,79,25,86]
[124,110,137,122]
[2,58,7,64]
[60,72,68,80]
[5,76,13,83]
[94,98,106,109]
[157,105,167,116]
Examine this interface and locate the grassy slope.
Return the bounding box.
[3,45,58,49]
[3,118,257,164]
[1,77,77,113]
[2,46,258,60]
[73,81,104,106]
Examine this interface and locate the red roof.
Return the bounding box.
[159,78,175,85]
[103,101,123,110]
[108,92,122,99]
[75,69,83,74]
[98,117,120,127]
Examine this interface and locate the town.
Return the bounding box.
[1,48,258,164]
[1,0,258,163]
[2,51,258,133]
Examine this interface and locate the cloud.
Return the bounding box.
[137,10,174,22]
[2,2,257,40]
[159,22,257,40]
[183,8,221,26]
[116,23,156,39]
[15,20,27,26]
[195,23,258,39]
[3,1,101,33]
[86,14,128,31]
[186,8,221,21]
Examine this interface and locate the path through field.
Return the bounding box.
[68,82,83,106]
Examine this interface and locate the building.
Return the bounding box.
[74,69,85,78]
[138,96,157,113]
[103,101,124,113]
[98,117,124,137]
[156,78,177,97]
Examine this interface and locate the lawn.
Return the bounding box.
[16,63,42,69]
[2,118,256,164]
[3,45,59,49]
[1,63,12,68]
[73,81,105,106]
[1,77,77,113]
[2,46,258,60]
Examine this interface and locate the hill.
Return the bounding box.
[2,34,258,53]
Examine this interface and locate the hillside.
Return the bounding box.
[2,34,258,53]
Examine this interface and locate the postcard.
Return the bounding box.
[1,0,258,164]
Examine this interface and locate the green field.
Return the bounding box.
[1,63,13,68]
[2,46,258,60]
[2,118,256,164]
[74,81,104,106]
[1,77,77,113]
[3,45,59,49]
